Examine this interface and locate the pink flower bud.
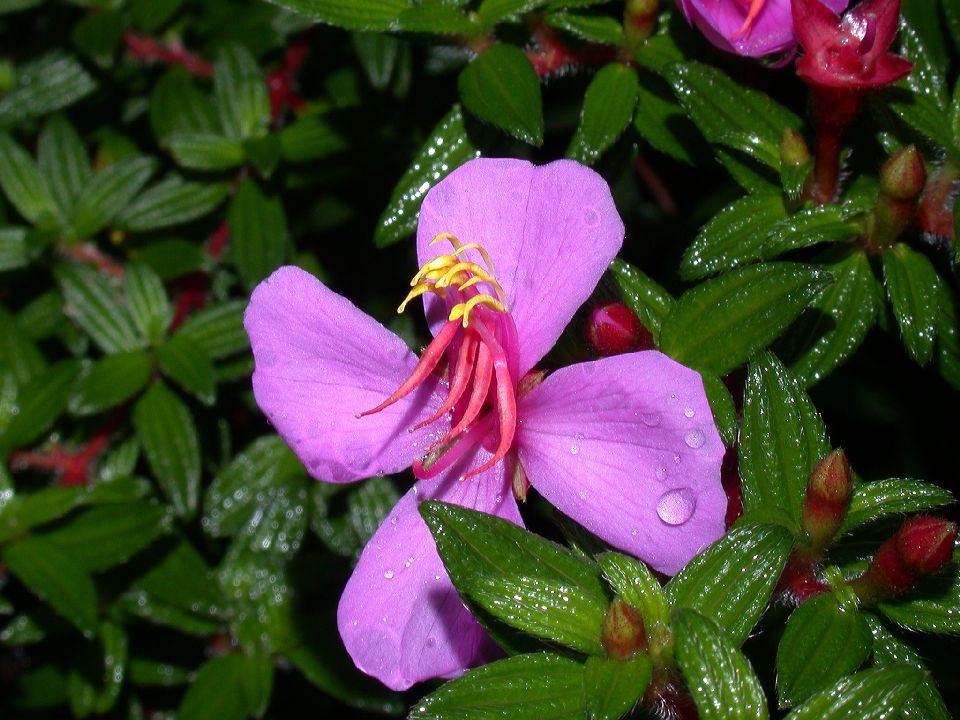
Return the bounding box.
[802,450,852,544]
[602,597,647,660]
[586,302,653,356]
[879,146,926,202]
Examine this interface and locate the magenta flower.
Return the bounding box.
[243,158,726,690]
[676,0,848,58]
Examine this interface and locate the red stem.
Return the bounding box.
[60,243,125,279]
[123,32,214,77]
[525,23,621,77]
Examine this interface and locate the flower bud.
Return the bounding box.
[780,128,812,169]
[802,449,852,552]
[602,597,647,660]
[586,302,653,356]
[851,515,957,603]
[624,0,659,48]
[879,145,926,202]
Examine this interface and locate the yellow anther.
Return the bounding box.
[458,273,505,302]
[450,243,496,275]
[397,283,433,314]
[449,294,508,327]
[435,262,494,289]
[411,255,459,287]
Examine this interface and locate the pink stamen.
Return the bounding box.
[411,330,478,431]
[412,416,493,480]
[356,319,460,418]
[731,0,767,39]
[437,340,493,446]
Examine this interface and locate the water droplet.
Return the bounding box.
[641,412,661,427]
[578,490,588,500]
[390,515,398,525]
[657,488,697,526]
[673,454,682,465]
[684,407,695,418]
[383,569,395,579]
[655,465,667,481]
[575,432,585,441]
[684,428,705,449]
[570,445,579,455]
[630,528,638,536]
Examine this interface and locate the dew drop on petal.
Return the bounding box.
[655,465,667,481]
[684,428,705,449]
[383,569,395,579]
[570,444,579,455]
[657,488,696,526]
[684,407,695,418]
[641,412,661,427]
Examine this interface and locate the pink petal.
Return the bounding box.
[244,266,445,483]
[336,454,521,690]
[417,158,624,376]
[793,0,842,52]
[848,0,900,51]
[516,351,726,575]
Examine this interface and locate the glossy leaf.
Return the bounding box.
[118,177,229,232]
[177,654,258,720]
[410,653,587,720]
[213,44,269,140]
[125,262,173,346]
[784,667,923,720]
[150,68,218,142]
[3,536,98,635]
[545,12,623,45]
[37,114,91,218]
[877,557,960,633]
[0,486,82,544]
[842,478,955,533]
[3,360,79,448]
[0,132,59,226]
[608,258,674,341]
[168,133,245,170]
[882,243,941,365]
[133,381,201,519]
[279,113,349,162]
[659,263,833,376]
[739,352,829,521]
[156,334,216,405]
[175,300,249,359]
[268,0,412,31]
[56,263,143,354]
[375,105,479,247]
[568,64,639,165]
[68,351,153,416]
[458,44,543,146]
[70,157,157,240]
[0,53,96,128]
[421,500,609,654]
[584,655,652,720]
[597,552,669,628]
[776,594,871,707]
[666,522,793,644]
[673,609,768,720]
[477,0,550,25]
[229,180,288,289]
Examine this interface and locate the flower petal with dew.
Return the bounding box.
[244,157,726,690]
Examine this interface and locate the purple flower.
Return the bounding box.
[244,158,726,690]
[676,0,848,58]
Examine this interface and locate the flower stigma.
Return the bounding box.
[356,233,521,483]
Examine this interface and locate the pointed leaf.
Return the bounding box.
[882,243,941,365]
[784,667,924,720]
[168,133,245,171]
[877,557,960,633]
[842,478,954,533]
[229,180,288,289]
[267,0,412,31]
[70,157,157,240]
[608,258,674,340]
[0,133,59,226]
[567,64,639,165]
[150,68,219,142]
[125,262,173,345]
[56,263,143,354]
[118,177,229,232]
[69,351,153,416]
[175,300,249,359]
[0,53,97,128]
[156,333,216,405]
[37,114,91,218]
[584,655,652,720]
[214,44,269,141]
[3,360,80,448]
[459,44,543,146]
[597,552,669,627]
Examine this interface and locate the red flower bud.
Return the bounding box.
[880,146,926,202]
[602,597,647,660]
[851,515,958,602]
[624,0,659,47]
[802,449,852,553]
[586,302,653,356]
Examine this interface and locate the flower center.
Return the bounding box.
[356,233,520,482]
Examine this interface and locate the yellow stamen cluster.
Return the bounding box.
[397,233,507,326]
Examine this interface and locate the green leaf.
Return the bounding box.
[877,557,960,633]
[666,522,793,644]
[898,17,949,109]
[776,594,872,707]
[567,64,639,165]
[56,263,143,354]
[673,609,768,720]
[882,243,941,365]
[410,653,587,720]
[353,32,405,91]
[133,381,201,519]
[214,43,269,141]
[3,360,80,448]
[702,374,737,446]
[37,114,92,219]
[739,352,829,522]
[150,68,219,142]
[0,53,97,128]
[279,113,349,162]
[118,176,229,232]
[0,133,59,226]
[69,351,153,416]
[935,283,960,391]
[782,249,880,386]
[131,0,185,31]
[608,258,674,341]
[128,658,192,687]
[168,133,245,171]
[311,478,401,559]
[0,306,46,384]
[886,88,957,156]
[477,0,550,25]
[70,157,157,240]
[268,0,412,31]
[243,134,282,177]
[784,667,924,720]
[156,334,216,405]
[72,10,122,69]
[633,69,701,164]
[659,263,833,376]
[867,615,952,720]
[459,44,543,146]
[375,105,479,247]
[135,238,205,280]
[763,204,862,259]
[584,655,652,720]
[175,300,249,359]
[842,478,954,533]
[681,194,788,280]
[3,536,98,635]
[0,226,28,271]
[125,262,173,345]
[663,61,801,171]
[41,502,170,572]
[0,486,83,543]
[177,654,253,720]
[421,500,609,654]
[229,180,288,289]
[597,552,669,627]
[396,5,480,34]
[545,12,623,45]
